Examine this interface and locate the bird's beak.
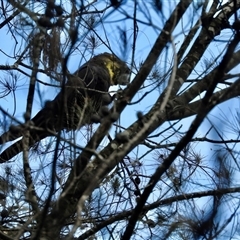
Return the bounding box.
[117,73,130,85]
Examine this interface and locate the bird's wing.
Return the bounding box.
[0,57,112,161]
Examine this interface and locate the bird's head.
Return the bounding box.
[94,52,131,86]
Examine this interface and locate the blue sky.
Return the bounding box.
[0,0,236,185]
[0,0,240,238]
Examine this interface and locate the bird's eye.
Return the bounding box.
[117,73,130,85]
[125,68,130,74]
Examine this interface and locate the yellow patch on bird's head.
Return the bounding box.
[102,53,130,86]
[104,58,120,85]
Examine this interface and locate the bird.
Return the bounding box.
[0,53,130,162]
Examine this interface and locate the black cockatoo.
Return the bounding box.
[0,53,130,162]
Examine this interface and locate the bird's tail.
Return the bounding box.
[0,107,57,162]
[0,125,24,144]
[0,131,51,163]
[0,138,25,162]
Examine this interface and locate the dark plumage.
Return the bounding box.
[0,53,130,162]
